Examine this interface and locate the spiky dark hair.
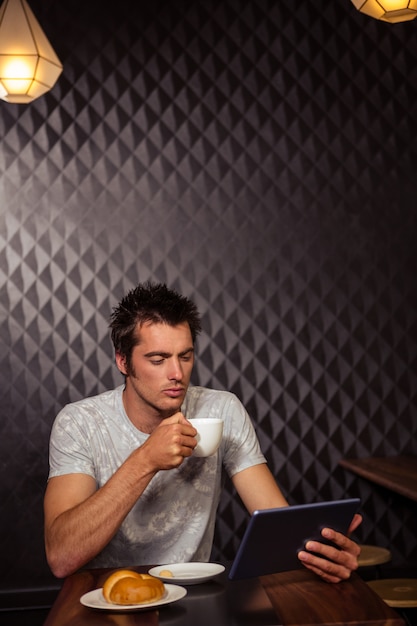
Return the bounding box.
[109,281,201,364]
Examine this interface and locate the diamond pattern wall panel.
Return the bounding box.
[1,0,417,589]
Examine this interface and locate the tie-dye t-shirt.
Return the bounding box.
[48,385,266,568]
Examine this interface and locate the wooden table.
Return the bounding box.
[339,455,417,502]
[43,564,405,625]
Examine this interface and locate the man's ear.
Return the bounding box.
[115,352,128,376]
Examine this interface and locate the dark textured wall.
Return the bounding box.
[1,0,417,590]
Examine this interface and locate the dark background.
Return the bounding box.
[1,0,416,597]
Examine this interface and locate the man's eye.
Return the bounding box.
[150,359,164,365]
[180,355,192,361]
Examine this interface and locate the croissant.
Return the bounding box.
[102,569,165,605]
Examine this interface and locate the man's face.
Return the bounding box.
[116,321,195,420]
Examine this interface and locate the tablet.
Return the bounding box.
[228,498,360,580]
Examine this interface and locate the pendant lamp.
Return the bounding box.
[0,0,62,104]
[351,0,417,23]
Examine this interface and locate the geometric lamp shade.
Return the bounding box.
[0,0,62,103]
[350,0,417,23]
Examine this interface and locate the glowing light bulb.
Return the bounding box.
[0,0,62,103]
[351,0,417,23]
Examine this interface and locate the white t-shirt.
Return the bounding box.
[48,385,266,568]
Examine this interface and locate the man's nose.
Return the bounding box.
[168,358,183,380]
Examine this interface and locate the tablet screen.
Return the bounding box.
[228,498,360,580]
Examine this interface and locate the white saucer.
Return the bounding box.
[148,562,225,585]
[80,584,187,611]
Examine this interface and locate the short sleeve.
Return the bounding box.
[48,407,96,479]
[221,393,266,477]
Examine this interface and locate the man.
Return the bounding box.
[44,281,361,581]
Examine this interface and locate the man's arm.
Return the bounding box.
[44,414,197,578]
[232,463,289,511]
[232,464,361,583]
[44,459,155,578]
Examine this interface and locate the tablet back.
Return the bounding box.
[228,498,360,580]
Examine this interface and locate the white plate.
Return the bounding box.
[80,584,187,611]
[148,562,225,585]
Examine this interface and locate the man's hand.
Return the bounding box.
[297,513,362,583]
[138,413,198,471]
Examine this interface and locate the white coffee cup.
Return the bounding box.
[189,418,223,457]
